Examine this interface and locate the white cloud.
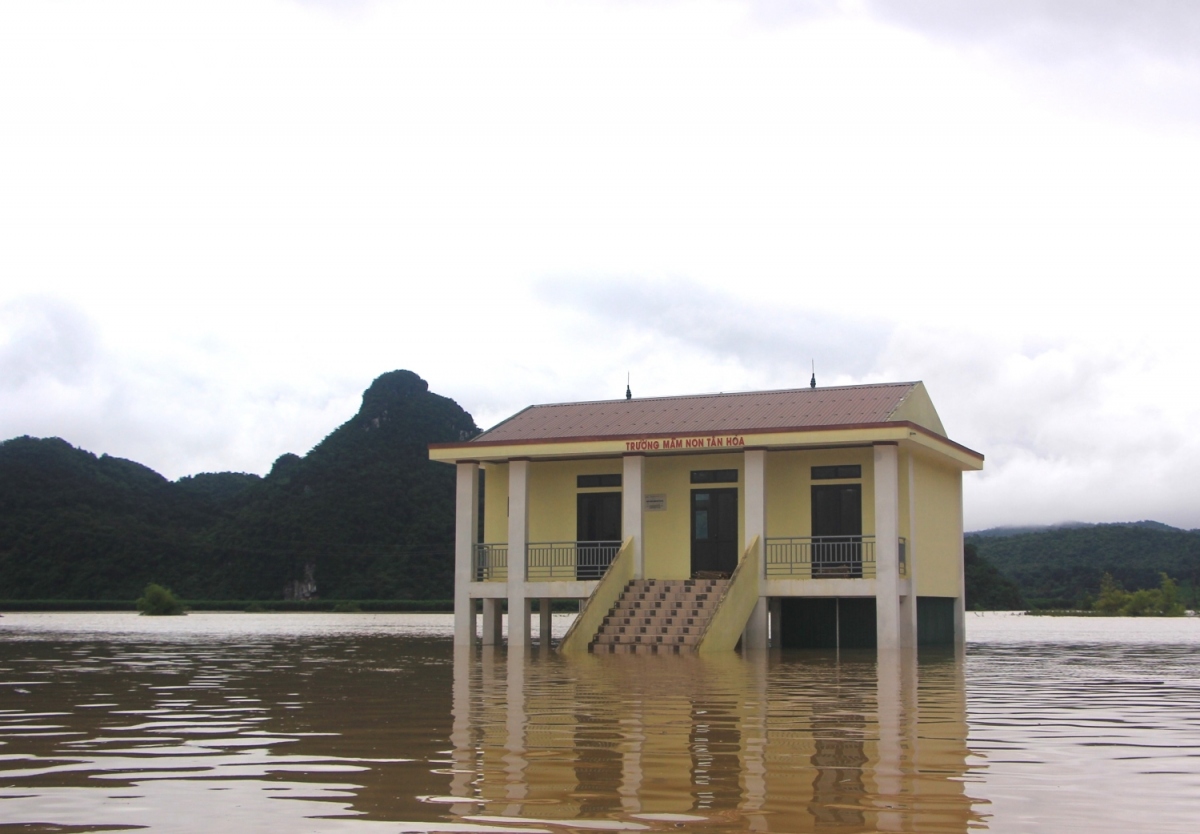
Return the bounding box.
[864,0,1200,127]
[0,296,361,478]
[0,297,99,388]
[1,0,1198,526]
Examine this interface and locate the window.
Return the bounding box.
[690,469,738,484]
[811,465,861,480]
[577,473,622,488]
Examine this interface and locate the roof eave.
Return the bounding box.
[430,421,983,470]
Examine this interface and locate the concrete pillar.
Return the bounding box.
[953,474,966,647]
[454,462,480,647]
[449,644,476,816]
[504,640,529,810]
[622,455,646,578]
[508,459,531,649]
[769,597,782,648]
[875,647,906,831]
[742,448,768,650]
[741,652,769,830]
[618,701,644,815]
[874,444,900,651]
[482,597,502,645]
[538,598,552,648]
[899,452,919,648]
[898,598,916,648]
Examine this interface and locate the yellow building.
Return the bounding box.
[429,381,983,652]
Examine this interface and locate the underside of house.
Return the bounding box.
[429,381,983,654]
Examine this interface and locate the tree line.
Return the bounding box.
[5,369,1189,610]
[0,370,476,602]
[967,522,1200,611]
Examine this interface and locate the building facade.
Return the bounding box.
[429,382,983,653]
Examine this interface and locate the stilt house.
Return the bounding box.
[429,381,983,653]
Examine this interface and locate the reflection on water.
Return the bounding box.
[1,612,1199,832]
[444,646,977,833]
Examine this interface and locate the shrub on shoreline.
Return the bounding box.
[137,583,186,616]
[1093,572,1185,617]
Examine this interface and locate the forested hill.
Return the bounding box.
[7,370,1196,609]
[967,523,1200,608]
[0,370,478,601]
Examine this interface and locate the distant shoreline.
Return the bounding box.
[0,599,454,613]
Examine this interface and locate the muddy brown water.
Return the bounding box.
[1,612,1198,832]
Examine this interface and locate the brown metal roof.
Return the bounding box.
[473,382,924,443]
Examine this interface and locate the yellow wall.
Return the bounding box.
[899,451,912,570]
[481,446,964,594]
[913,454,963,598]
[764,447,876,539]
[889,382,947,436]
[481,461,508,544]
[482,458,625,544]
[643,452,745,579]
[529,459,623,542]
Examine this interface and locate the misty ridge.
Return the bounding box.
[969,519,1192,537]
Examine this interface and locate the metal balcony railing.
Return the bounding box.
[765,535,878,579]
[527,540,621,581]
[473,543,508,581]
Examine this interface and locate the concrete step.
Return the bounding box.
[623,580,726,593]
[609,607,710,619]
[609,600,710,614]
[623,591,717,603]
[617,600,715,610]
[600,615,702,627]
[592,638,700,648]
[591,642,684,655]
[586,577,729,653]
[597,624,700,636]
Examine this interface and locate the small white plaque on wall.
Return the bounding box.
[644,494,667,512]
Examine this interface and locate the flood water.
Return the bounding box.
[1,612,1198,833]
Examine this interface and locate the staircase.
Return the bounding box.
[589,578,730,654]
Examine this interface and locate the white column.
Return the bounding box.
[742,448,768,650]
[899,453,919,648]
[504,639,529,811]
[874,444,900,651]
[875,647,905,831]
[953,474,966,647]
[618,702,645,815]
[454,462,480,647]
[482,597,502,645]
[741,653,769,830]
[538,598,552,649]
[507,459,531,649]
[449,645,476,815]
[622,455,646,578]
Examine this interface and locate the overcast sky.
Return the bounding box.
[3,0,1199,530]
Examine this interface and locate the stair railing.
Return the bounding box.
[557,537,635,655]
[696,536,762,653]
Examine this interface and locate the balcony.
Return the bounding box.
[527,540,621,580]
[473,544,508,581]
[764,536,907,579]
[473,541,620,582]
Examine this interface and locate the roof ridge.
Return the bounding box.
[520,381,920,411]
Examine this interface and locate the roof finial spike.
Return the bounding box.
[626,372,632,401]
[810,360,817,389]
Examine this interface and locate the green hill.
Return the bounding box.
[7,372,1197,609]
[0,370,477,602]
[967,523,1200,608]
[964,543,1025,610]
